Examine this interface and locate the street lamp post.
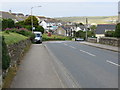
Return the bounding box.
[85,18,88,41]
[31,6,41,33]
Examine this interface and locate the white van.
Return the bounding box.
[33,31,42,43]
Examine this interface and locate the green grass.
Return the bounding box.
[55,16,118,24]
[2,67,17,88]
[43,34,72,41]
[1,32,28,45]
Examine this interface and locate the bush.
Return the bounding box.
[114,23,120,38]
[2,19,15,30]
[34,26,44,34]
[2,36,10,70]
[23,25,32,31]
[105,31,115,37]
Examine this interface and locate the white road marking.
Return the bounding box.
[79,50,96,57]
[64,43,68,46]
[106,60,120,67]
[69,46,76,49]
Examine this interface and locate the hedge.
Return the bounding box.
[2,36,10,70]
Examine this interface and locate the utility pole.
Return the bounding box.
[31,6,41,33]
[86,18,88,41]
[31,7,33,33]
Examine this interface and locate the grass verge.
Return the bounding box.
[2,67,17,88]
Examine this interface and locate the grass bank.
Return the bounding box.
[1,32,28,45]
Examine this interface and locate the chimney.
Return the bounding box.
[9,10,12,13]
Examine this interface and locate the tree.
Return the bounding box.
[24,16,39,27]
[2,19,15,30]
[114,23,120,38]
[34,26,44,34]
[76,31,85,39]
[90,25,96,31]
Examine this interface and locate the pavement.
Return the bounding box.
[11,44,64,88]
[45,41,119,88]
[80,41,119,52]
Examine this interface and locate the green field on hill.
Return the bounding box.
[55,16,118,24]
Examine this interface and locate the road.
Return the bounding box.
[44,41,119,88]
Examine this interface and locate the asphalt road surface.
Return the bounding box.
[44,41,119,88]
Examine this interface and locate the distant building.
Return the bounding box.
[11,13,24,17]
[95,24,116,38]
[56,25,76,37]
[0,11,25,22]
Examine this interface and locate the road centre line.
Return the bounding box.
[64,43,68,46]
[69,46,76,49]
[79,49,96,57]
[106,60,120,67]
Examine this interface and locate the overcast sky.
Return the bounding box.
[1,0,119,17]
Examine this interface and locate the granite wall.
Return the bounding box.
[7,38,31,66]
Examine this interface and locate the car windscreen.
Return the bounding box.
[35,34,40,37]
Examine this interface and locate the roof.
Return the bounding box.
[60,25,75,31]
[1,11,25,21]
[78,25,86,30]
[95,24,116,34]
[37,16,46,18]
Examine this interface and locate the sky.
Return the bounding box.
[1,0,119,18]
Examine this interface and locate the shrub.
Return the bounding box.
[114,23,120,38]
[2,19,15,30]
[105,31,115,37]
[34,26,44,34]
[2,36,10,70]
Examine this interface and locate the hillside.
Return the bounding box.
[55,16,118,24]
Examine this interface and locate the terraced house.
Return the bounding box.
[1,11,26,22]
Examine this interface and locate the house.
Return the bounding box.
[39,18,63,32]
[56,26,67,36]
[1,11,25,22]
[75,25,86,32]
[56,25,76,36]
[95,24,116,38]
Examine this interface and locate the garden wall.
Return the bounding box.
[7,38,31,66]
[87,37,97,43]
[99,37,120,47]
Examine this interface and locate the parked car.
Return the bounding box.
[33,31,42,43]
[75,38,84,41]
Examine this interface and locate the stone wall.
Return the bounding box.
[99,37,120,47]
[7,38,31,66]
[87,37,97,43]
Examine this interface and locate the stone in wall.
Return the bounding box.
[99,37,119,47]
[87,37,97,43]
[7,39,31,66]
